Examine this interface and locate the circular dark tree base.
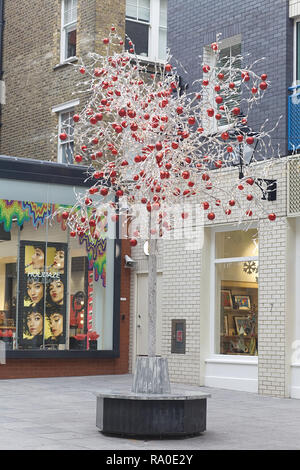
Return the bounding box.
[96,391,210,438]
[101,430,202,440]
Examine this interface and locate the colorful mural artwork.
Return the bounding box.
[0,199,106,286]
[79,233,106,286]
[0,199,31,231]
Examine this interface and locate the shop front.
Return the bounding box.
[204,226,259,393]
[0,156,130,379]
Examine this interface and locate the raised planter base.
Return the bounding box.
[96,390,210,438]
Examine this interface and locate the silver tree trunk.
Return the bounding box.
[148,237,157,357]
[131,225,171,394]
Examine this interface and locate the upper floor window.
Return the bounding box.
[296,20,300,82]
[125,0,167,62]
[52,99,80,164]
[216,43,242,127]
[61,0,77,62]
[58,109,74,164]
[202,36,241,133]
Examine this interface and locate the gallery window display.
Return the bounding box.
[214,229,258,356]
[0,197,116,354]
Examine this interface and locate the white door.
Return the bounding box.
[136,272,162,356]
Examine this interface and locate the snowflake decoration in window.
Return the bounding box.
[243,261,258,275]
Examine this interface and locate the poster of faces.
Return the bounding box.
[19,242,67,349]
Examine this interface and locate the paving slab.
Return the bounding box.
[0,374,300,450]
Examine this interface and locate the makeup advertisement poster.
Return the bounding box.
[18,241,67,349]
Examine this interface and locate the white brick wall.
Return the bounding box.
[258,216,289,397]
[161,238,202,385]
[129,158,291,396]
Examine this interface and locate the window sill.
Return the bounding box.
[53,57,78,70]
[205,354,258,365]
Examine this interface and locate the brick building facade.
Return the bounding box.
[0,0,132,379]
[0,157,131,379]
[0,0,126,161]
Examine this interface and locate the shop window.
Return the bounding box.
[61,0,77,62]
[0,196,114,353]
[125,0,168,61]
[18,218,68,350]
[214,229,258,356]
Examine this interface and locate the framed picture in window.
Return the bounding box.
[221,289,233,310]
[234,316,252,336]
[233,295,251,310]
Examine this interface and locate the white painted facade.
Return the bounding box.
[129,156,300,398]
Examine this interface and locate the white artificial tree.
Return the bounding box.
[57,27,278,392]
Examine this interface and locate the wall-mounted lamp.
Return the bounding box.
[227,118,277,201]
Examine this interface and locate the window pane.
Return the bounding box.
[217,43,241,126]
[64,0,77,25]
[297,22,300,81]
[0,223,18,350]
[66,28,76,58]
[138,0,150,22]
[158,27,167,60]
[138,7,150,22]
[219,46,230,62]
[126,0,137,19]
[231,43,241,57]
[215,229,258,259]
[60,111,74,142]
[19,216,48,350]
[69,228,112,351]
[60,110,74,163]
[18,219,69,351]
[125,20,149,56]
[216,262,258,356]
[160,0,167,28]
[69,249,88,350]
[64,0,70,24]
[71,0,77,21]
[61,142,74,164]
[0,188,114,353]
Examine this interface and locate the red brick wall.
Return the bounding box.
[0,239,131,380]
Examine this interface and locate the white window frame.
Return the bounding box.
[60,0,78,63]
[202,35,242,135]
[125,0,167,63]
[294,17,300,85]
[210,225,258,360]
[52,99,80,163]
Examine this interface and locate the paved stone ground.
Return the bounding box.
[0,374,300,450]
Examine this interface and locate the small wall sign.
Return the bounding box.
[171,319,186,354]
